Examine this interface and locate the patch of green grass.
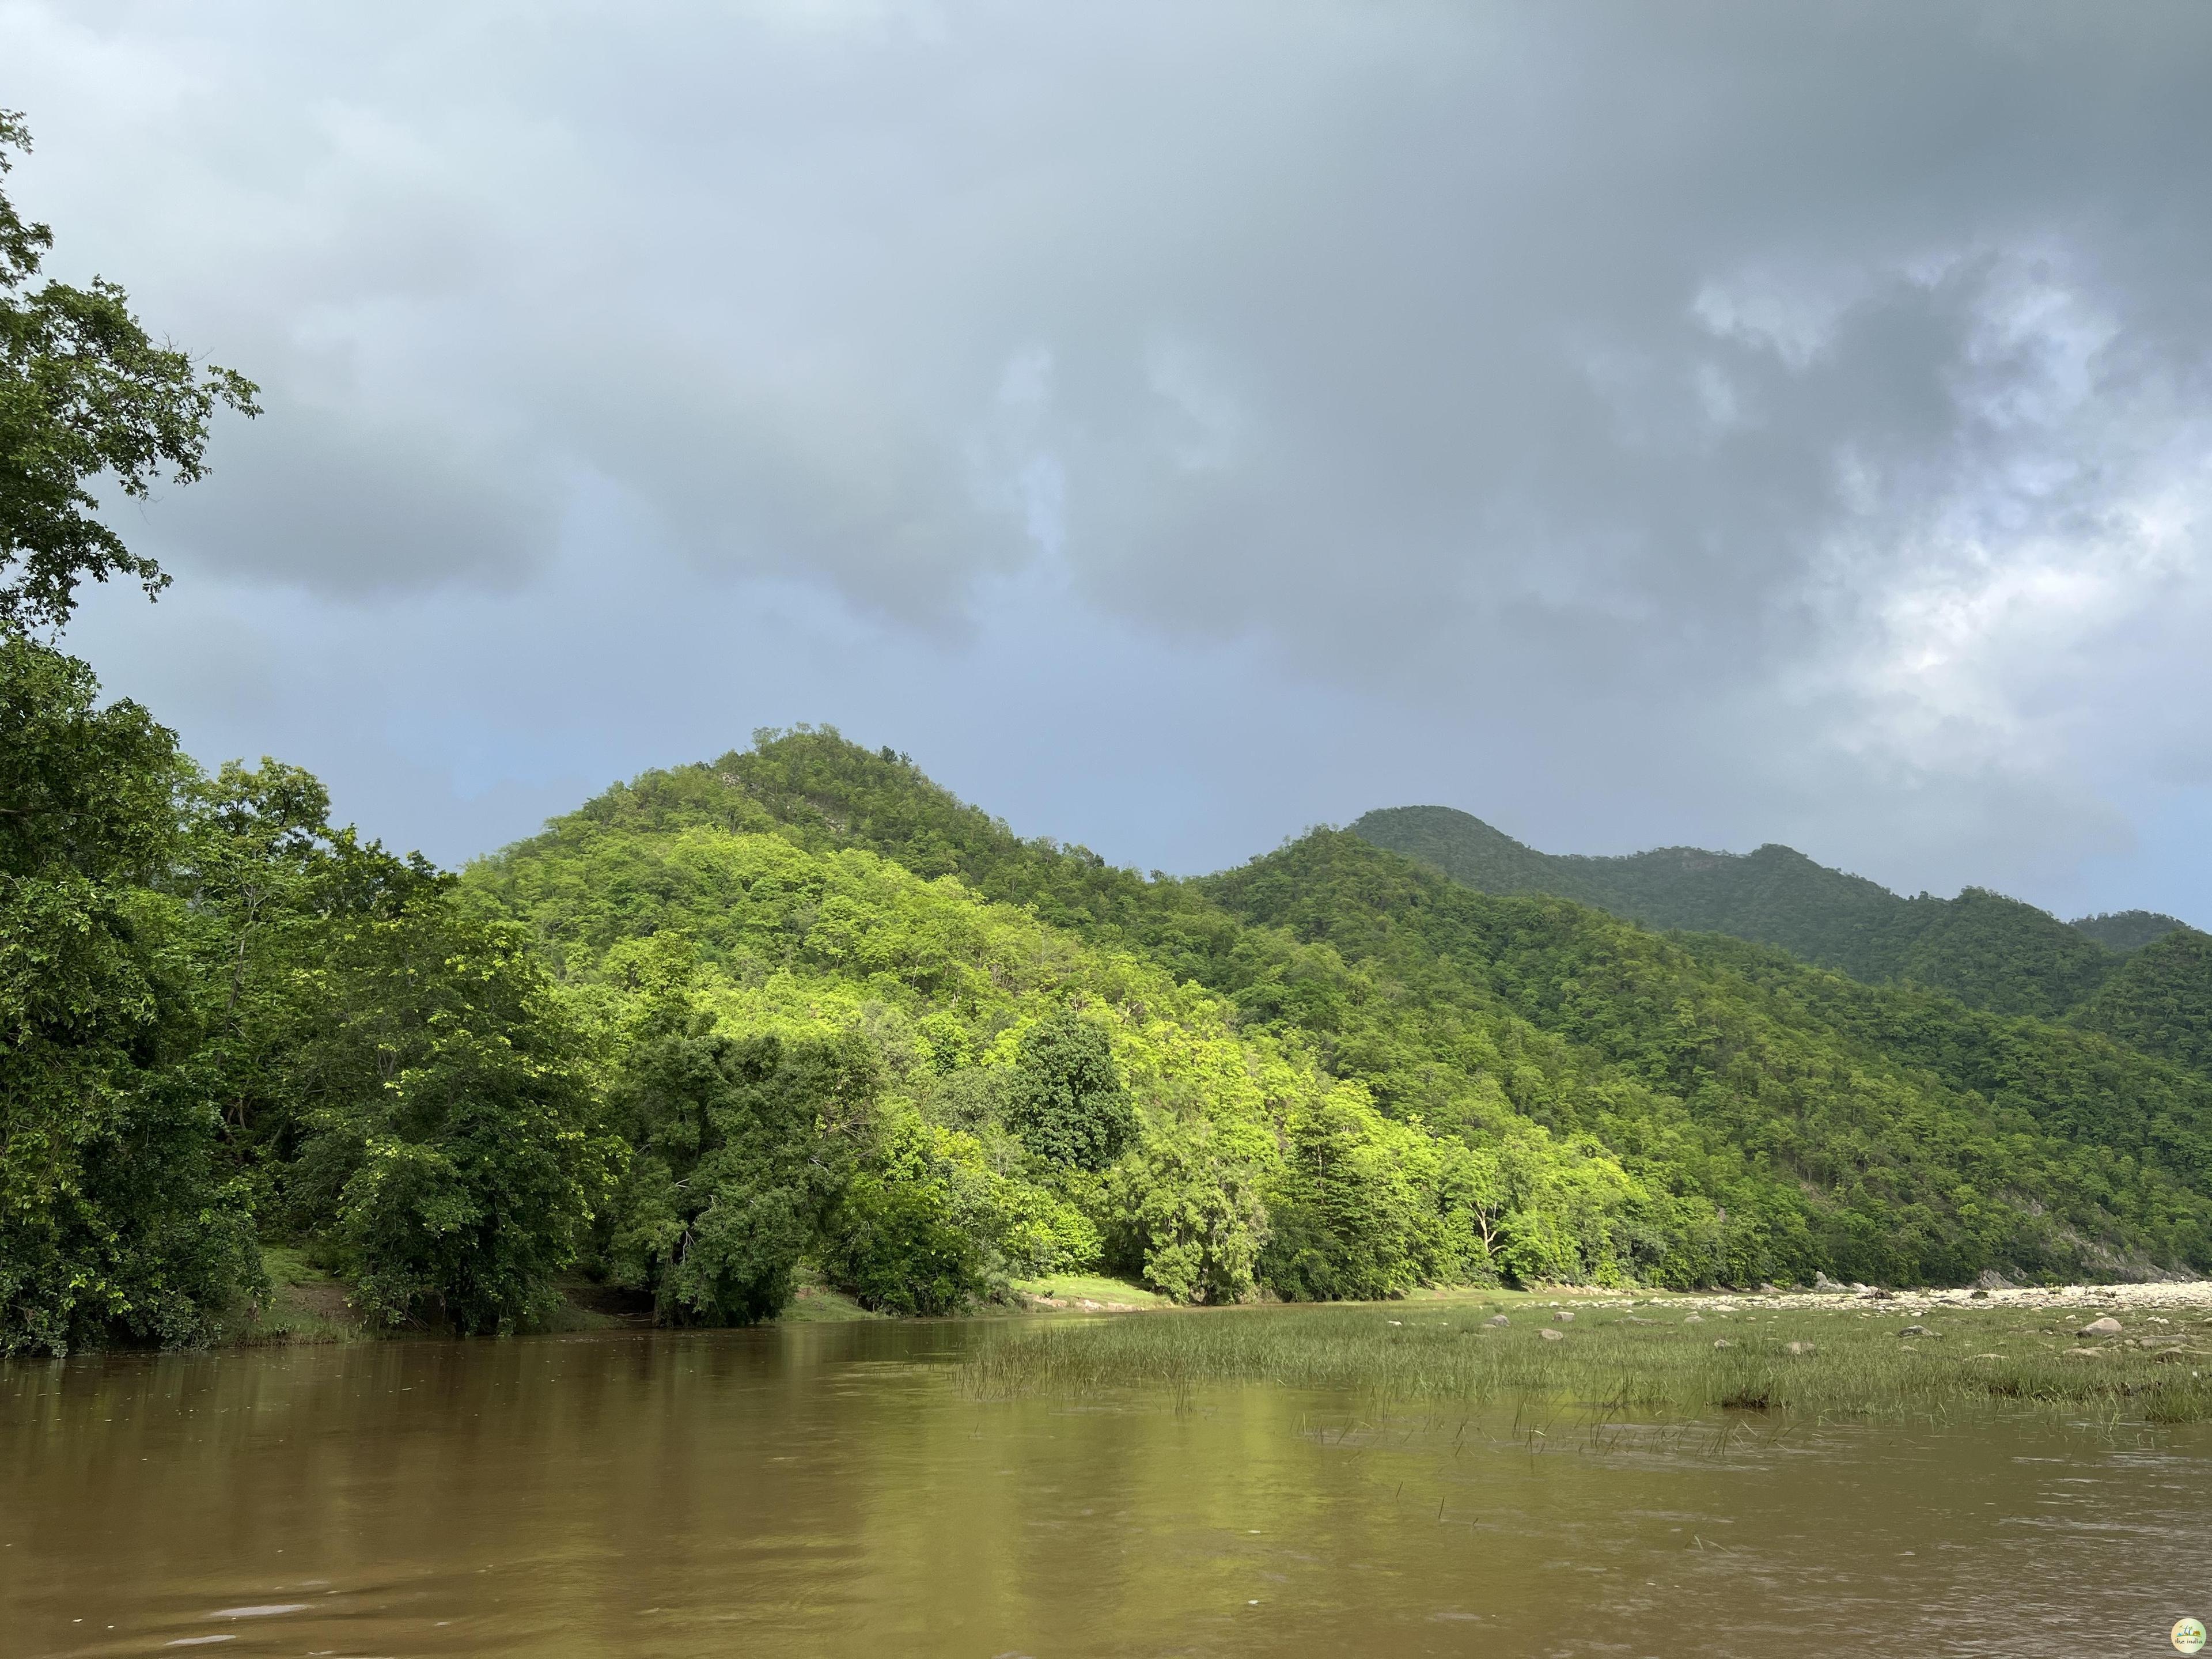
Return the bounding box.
[780,1285,888,1323]
[963,1300,2212,1424]
[538,1296,629,1332]
[225,1245,370,1345]
[1010,1273,1174,1309]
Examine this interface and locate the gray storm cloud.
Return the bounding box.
[9,0,2212,911]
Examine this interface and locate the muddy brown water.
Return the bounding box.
[4,1319,2209,1657]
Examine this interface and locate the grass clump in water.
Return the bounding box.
[963,1300,2212,1423]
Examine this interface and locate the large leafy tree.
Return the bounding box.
[274,842,615,1334]
[606,1022,877,1324]
[1,112,256,633]
[169,759,339,1191]
[0,638,259,1354]
[1006,1009,1134,1172]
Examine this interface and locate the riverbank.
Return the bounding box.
[228,1245,2212,1418]
[227,1253,1180,1346]
[965,1289,2212,1424]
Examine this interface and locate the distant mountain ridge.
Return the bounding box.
[1352,804,2197,1028]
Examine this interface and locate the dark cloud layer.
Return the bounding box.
[12,1,2212,919]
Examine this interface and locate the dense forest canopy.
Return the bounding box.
[7,112,2212,1358]
[474,732,2212,1294]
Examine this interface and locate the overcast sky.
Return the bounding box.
[9,1,2212,921]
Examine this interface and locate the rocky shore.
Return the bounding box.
[1553,1278,2212,1319]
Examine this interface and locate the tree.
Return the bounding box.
[167,759,338,1190]
[1005,1009,1134,1171]
[821,1171,984,1316]
[1257,1082,1425,1301]
[279,843,615,1333]
[1104,1095,1271,1304]
[605,1024,875,1325]
[0,115,263,1354]
[1,112,257,634]
[0,637,258,1354]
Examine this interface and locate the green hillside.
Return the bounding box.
[13,706,2212,1358]
[1205,832,2212,1282]
[2072,926,2212,1078]
[500,730,2212,1290]
[470,772,1676,1304]
[15,100,2202,1366]
[1352,804,2189,1022]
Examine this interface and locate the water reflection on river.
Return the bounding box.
[3,1317,2207,1657]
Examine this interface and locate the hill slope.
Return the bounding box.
[469,770,1680,1301]
[1353,804,2189,1023]
[2072,927,2212,1078]
[1203,830,2212,1284]
[480,730,2212,1287]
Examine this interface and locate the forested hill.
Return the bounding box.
[1352,804,2203,1032]
[486,728,2212,1288]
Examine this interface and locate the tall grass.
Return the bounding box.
[962,1302,2212,1424]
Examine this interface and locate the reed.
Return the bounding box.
[961,1300,2212,1424]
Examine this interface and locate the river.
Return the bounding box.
[5,1317,2208,1656]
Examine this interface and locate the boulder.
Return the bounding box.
[1538,1327,1565,1342]
[1898,1325,1929,1338]
[1552,1310,1575,1323]
[1712,1339,1733,1350]
[1786,1341,1815,1355]
[1683,1314,1703,1324]
[1812,1272,1844,1291]
[2078,1317,2123,1338]
[1486,1314,1510,1327]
